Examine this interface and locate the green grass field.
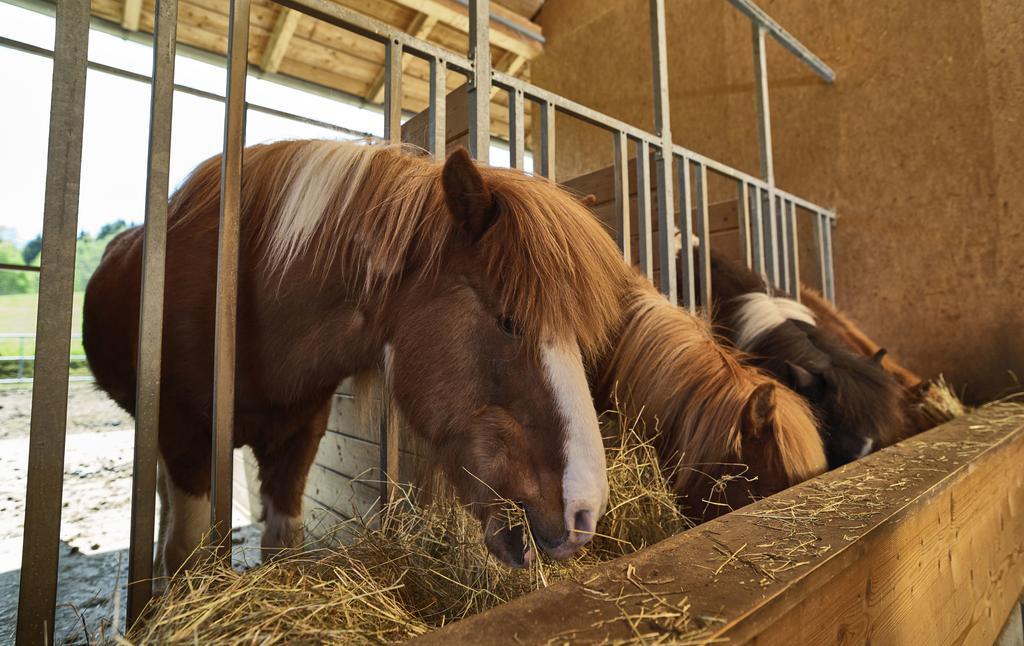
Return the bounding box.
[0,292,88,378]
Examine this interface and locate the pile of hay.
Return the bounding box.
[128,412,690,644]
[913,375,968,429]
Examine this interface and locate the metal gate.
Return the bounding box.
[8,0,837,641]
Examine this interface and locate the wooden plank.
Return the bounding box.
[315,429,418,482]
[260,7,301,73]
[364,12,438,103]
[489,51,526,100]
[416,403,1024,645]
[386,0,543,60]
[122,0,143,30]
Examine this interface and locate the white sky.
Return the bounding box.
[0,2,524,245]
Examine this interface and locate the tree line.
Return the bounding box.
[0,220,132,295]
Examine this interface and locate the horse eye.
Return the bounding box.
[496,315,523,338]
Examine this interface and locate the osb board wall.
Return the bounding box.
[532,0,1024,403]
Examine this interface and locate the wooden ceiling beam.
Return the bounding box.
[384,0,543,60]
[261,7,302,74]
[121,0,142,31]
[489,50,526,99]
[364,12,439,103]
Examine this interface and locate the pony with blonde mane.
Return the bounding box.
[84,140,628,572]
[595,275,827,518]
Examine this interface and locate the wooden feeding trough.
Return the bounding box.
[416,403,1024,644]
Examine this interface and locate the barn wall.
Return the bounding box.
[533,0,1024,403]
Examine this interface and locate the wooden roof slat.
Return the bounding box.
[260,7,301,73]
[363,12,438,103]
[121,0,142,30]
[384,0,542,60]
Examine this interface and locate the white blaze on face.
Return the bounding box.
[541,337,608,545]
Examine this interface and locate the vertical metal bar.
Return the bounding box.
[777,197,790,294]
[210,0,249,556]
[636,140,653,282]
[752,24,774,186]
[693,162,712,315]
[508,88,524,169]
[383,39,403,145]
[824,215,836,302]
[787,201,801,301]
[126,0,178,626]
[677,155,696,313]
[427,56,445,160]
[815,212,828,296]
[750,185,766,279]
[765,190,779,290]
[538,101,555,180]
[467,0,491,162]
[612,131,631,265]
[15,0,89,639]
[649,0,676,303]
[737,180,752,270]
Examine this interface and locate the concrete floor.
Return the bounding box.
[0,385,261,644]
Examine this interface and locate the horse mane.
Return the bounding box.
[168,139,627,357]
[597,276,825,497]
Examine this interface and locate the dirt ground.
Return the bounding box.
[0,384,261,645]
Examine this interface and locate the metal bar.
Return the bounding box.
[612,131,631,265]
[0,263,41,272]
[539,101,555,180]
[649,0,675,303]
[750,185,766,279]
[15,0,89,640]
[765,190,779,290]
[126,0,177,627]
[752,24,774,187]
[787,200,800,301]
[383,39,403,144]
[725,0,835,83]
[428,56,445,160]
[509,88,525,169]
[636,140,653,283]
[815,212,828,297]
[737,180,753,270]
[210,0,249,556]
[467,0,491,162]
[777,196,790,294]
[823,216,836,302]
[0,36,374,140]
[677,155,696,313]
[693,161,712,315]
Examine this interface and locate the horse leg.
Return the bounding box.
[253,399,331,561]
[153,458,172,592]
[156,406,213,576]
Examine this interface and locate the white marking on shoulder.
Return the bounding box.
[541,338,608,546]
[732,293,817,350]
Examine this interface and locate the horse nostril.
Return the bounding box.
[573,509,596,542]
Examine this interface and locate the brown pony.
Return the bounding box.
[594,274,827,518]
[84,140,629,572]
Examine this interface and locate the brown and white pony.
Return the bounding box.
[84,140,629,572]
[685,251,908,468]
[594,274,827,518]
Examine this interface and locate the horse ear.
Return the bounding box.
[785,361,817,392]
[741,383,777,440]
[872,348,888,365]
[442,147,496,241]
[578,193,597,207]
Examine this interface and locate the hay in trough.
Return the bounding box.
[127,412,692,644]
[913,375,967,429]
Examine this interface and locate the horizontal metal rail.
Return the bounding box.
[0,35,374,140]
[726,0,835,83]
[0,263,41,272]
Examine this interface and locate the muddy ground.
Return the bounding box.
[0,384,260,644]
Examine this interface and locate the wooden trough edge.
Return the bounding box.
[415,402,1024,645]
